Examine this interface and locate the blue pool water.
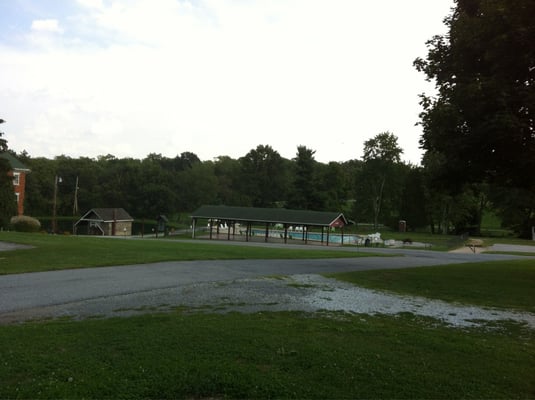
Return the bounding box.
[251,229,360,244]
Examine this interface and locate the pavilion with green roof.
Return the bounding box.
[190,205,350,246]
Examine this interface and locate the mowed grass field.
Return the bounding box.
[1,311,533,399]
[0,233,534,398]
[0,232,381,275]
[327,259,535,312]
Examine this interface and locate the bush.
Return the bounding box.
[10,215,41,232]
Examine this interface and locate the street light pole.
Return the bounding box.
[52,175,62,233]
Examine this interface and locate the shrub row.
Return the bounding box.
[9,215,41,232]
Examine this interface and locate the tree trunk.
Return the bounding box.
[372,176,386,230]
[440,203,449,235]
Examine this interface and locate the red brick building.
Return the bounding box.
[1,153,31,215]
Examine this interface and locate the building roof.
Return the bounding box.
[77,208,134,222]
[191,205,348,227]
[0,152,31,172]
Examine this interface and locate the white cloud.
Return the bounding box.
[31,19,63,33]
[76,0,104,9]
[1,0,453,163]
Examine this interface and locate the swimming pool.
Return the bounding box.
[251,229,360,244]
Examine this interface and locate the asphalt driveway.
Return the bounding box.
[0,241,532,324]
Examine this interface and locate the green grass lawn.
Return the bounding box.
[350,223,535,251]
[0,232,381,275]
[1,233,534,398]
[0,312,533,399]
[326,259,535,312]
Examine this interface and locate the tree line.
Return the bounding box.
[0,132,511,236]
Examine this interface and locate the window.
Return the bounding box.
[13,172,20,186]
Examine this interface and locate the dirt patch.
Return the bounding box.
[449,246,487,254]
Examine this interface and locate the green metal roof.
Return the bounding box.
[0,152,30,171]
[191,205,348,227]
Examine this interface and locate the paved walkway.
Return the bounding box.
[448,243,535,254]
[489,243,535,253]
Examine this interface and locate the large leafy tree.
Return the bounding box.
[136,162,165,218]
[489,186,534,238]
[287,146,325,210]
[22,156,56,217]
[414,0,535,236]
[0,119,17,226]
[176,161,218,212]
[0,119,7,150]
[98,155,141,214]
[238,145,288,208]
[0,160,14,227]
[213,156,244,206]
[355,132,405,229]
[317,161,354,213]
[399,167,428,231]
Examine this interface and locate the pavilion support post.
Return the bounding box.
[191,218,196,239]
[341,226,344,245]
[227,221,231,241]
[265,223,269,242]
[321,227,324,245]
[284,224,288,244]
[326,227,330,246]
[209,219,213,240]
[246,222,250,242]
[304,225,308,244]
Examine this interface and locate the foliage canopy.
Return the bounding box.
[415,0,535,190]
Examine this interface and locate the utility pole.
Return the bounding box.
[72,176,79,234]
[52,175,62,233]
[73,176,79,216]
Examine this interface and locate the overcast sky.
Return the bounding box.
[0,0,453,164]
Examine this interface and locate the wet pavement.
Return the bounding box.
[1,240,533,324]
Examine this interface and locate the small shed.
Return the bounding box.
[155,214,169,237]
[74,208,134,236]
[156,214,169,233]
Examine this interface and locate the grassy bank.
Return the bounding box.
[0,312,533,399]
[327,259,535,312]
[0,232,380,275]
